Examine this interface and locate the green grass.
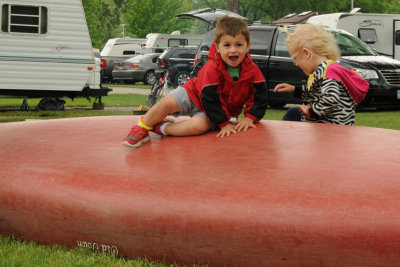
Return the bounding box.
[2,95,399,130]
[0,235,187,267]
[0,92,399,266]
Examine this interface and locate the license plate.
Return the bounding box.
[398,90,400,99]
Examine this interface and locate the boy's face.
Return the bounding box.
[215,33,250,68]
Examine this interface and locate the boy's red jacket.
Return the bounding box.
[183,43,268,127]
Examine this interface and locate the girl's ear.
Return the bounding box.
[304,48,312,60]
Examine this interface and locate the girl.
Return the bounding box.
[274,24,369,125]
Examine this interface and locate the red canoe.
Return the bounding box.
[1,116,400,266]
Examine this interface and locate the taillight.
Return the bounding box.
[100,59,106,68]
[160,60,167,69]
[194,54,198,66]
[130,64,139,69]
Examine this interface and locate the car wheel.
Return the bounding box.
[175,71,190,86]
[144,71,157,85]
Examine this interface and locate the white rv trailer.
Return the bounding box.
[308,10,400,60]
[0,0,110,104]
[100,37,147,57]
[144,31,203,50]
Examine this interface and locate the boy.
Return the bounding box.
[122,16,268,148]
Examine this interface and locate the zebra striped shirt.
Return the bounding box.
[300,61,357,125]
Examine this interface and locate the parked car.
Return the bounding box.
[157,46,198,86]
[180,9,400,108]
[111,53,161,85]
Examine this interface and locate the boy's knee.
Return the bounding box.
[191,116,211,134]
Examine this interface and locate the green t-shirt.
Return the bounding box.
[226,64,240,82]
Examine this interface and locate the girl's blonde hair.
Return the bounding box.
[286,24,340,61]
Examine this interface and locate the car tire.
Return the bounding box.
[174,71,190,86]
[144,71,157,85]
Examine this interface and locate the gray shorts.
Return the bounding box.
[169,86,207,119]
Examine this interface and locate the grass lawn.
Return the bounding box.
[0,92,399,266]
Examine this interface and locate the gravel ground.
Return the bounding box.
[109,87,150,95]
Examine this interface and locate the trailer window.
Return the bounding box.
[123,50,136,55]
[396,31,400,45]
[168,39,188,47]
[358,28,377,44]
[1,4,48,34]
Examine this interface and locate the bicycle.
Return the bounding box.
[146,60,205,108]
[146,66,178,107]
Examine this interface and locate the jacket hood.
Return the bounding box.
[324,61,369,104]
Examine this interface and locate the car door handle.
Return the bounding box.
[270,62,280,66]
[253,60,267,66]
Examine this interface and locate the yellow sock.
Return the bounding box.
[138,118,152,131]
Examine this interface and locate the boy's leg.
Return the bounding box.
[141,94,180,127]
[122,94,179,148]
[164,115,212,136]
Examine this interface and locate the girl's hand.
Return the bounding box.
[273,83,295,93]
[299,104,311,118]
[235,117,256,132]
[217,123,237,137]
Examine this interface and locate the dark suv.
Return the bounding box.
[179,9,400,108]
[158,46,198,86]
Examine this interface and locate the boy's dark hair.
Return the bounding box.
[214,16,250,44]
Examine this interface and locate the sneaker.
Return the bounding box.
[121,125,150,148]
[151,118,175,135]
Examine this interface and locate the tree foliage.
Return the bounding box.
[123,0,194,38]
[82,0,122,49]
[82,0,400,49]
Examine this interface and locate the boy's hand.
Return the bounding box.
[217,123,237,137]
[235,117,255,132]
[274,83,295,93]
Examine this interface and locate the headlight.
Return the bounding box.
[352,68,379,80]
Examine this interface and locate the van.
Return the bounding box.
[0,0,110,109]
[308,10,400,60]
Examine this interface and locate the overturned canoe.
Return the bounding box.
[0,116,400,266]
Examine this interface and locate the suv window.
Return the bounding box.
[170,48,196,59]
[249,28,274,55]
[274,31,290,57]
[171,49,189,58]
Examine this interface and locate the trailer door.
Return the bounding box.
[394,20,400,60]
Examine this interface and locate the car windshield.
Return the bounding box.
[334,31,377,56]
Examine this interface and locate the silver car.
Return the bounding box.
[112,53,160,85]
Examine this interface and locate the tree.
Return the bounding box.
[123,0,195,38]
[227,0,239,13]
[82,0,121,49]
